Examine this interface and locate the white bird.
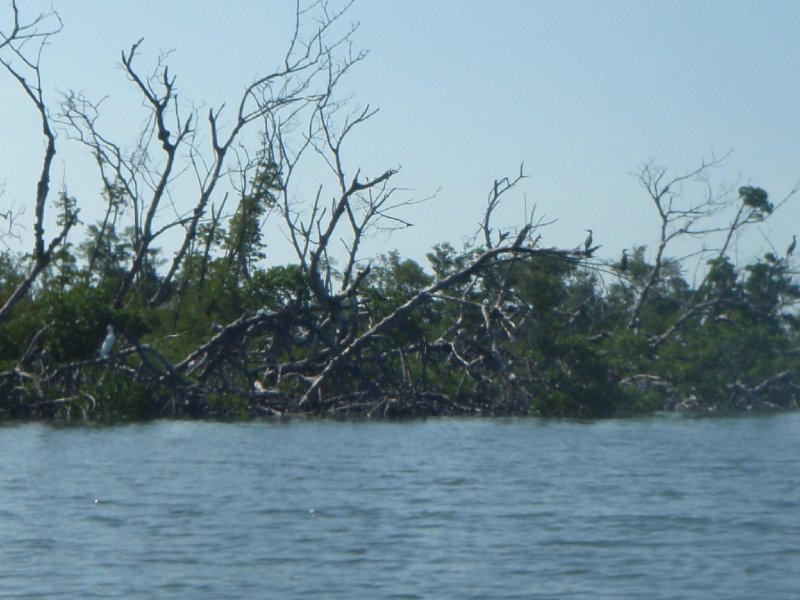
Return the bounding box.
[99,325,116,358]
[584,229,593,255]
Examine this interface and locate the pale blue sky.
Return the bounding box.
[2,0,799,273]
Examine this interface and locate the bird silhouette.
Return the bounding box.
[619,249,628,272]
[584,229,593,255]
[787,234,796,257]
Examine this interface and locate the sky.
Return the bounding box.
[2,0,800,277]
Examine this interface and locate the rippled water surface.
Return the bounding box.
[1,414,799,598]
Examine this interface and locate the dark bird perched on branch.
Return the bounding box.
[619,249,628,272]
[787,234,796,257]
[584,229,593,255]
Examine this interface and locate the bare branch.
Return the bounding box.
[0,2,70,323]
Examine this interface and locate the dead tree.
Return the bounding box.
[0,2,76,323]
[57,2,362,311]
[626,155,797,346]
[169,164,581,416]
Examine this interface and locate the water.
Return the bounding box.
[1,414,799,599]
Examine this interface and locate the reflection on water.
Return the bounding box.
[1,415,799,599]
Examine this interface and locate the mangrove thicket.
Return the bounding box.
[1,2,799,420]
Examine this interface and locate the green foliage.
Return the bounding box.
[739,186,773,217]
[527,333,635,418]
[224,153,283,278]
[0,251,24,304]
[427,242,476,279]
[2,177,799,420]
[363,251,436,351]
[246,264,308,310]
[79,222,132,286]
[369,251,432,309]
[207,392,250,419]
[20,285,110,362]
[83,371,166,420]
